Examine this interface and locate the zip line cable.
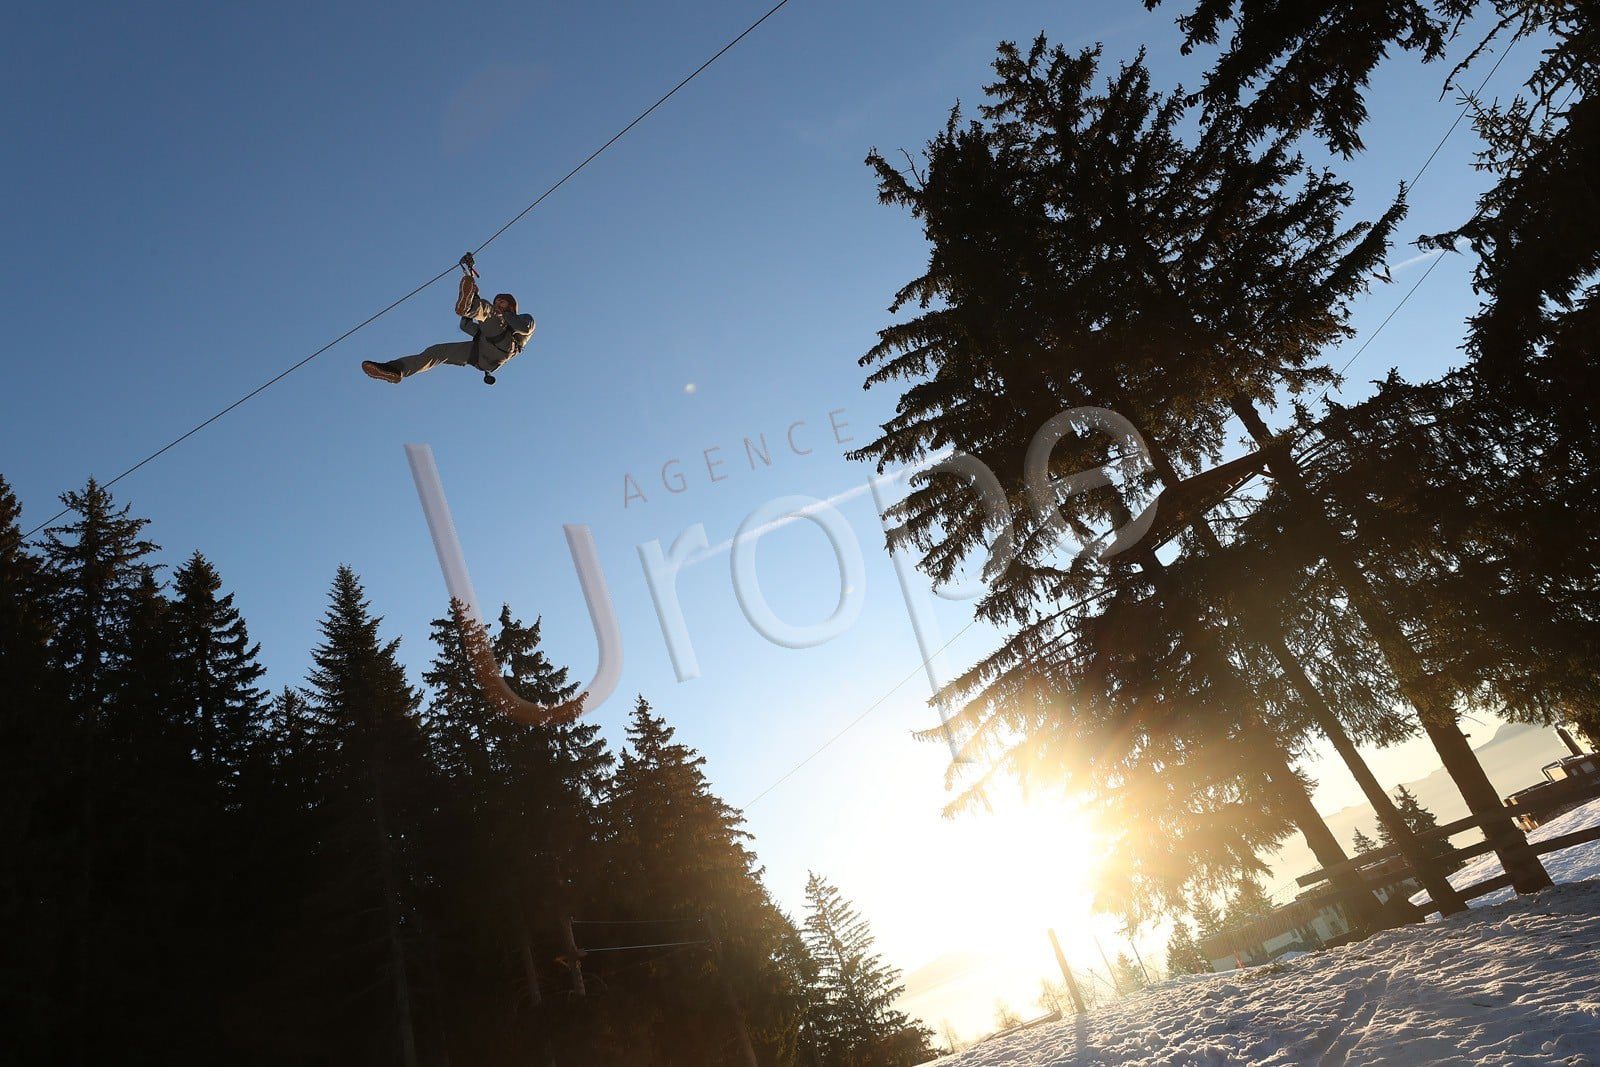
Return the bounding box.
[469,0,793,257]
[1327,251,1448,383]
[742,613,984,809]
[740,580,1125,809]
[22,0,794,541]
[579,940,711,954]
[23,266,459,541]
[1309,38,1517,408]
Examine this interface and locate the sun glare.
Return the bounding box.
[889,783,1119,1039]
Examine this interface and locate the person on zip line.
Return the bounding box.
[362,254,533,386]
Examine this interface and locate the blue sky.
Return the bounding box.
[1,0,1538,1038]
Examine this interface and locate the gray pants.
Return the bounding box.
[396,340,512,378]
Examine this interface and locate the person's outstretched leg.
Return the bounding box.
[363,341,475,383]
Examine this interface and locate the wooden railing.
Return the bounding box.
[1294,793,1600,914]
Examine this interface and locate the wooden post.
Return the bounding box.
[1127,938,1152,987]
[559,913,587,997]
[1047,929,1088,1014]
[706,915,759,1067]
[518,909,558,1067]
[1093,935,1124,996]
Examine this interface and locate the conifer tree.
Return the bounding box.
[297,566,433,1067]
[1189,893,1225,943]
[1224,877,1275,926]
[41,479,159,709]
[422,601,611,1065]
[1574,712,1600,752]
[800,873,934,1066]
[168,552,268,781]
[1164,920,1210,976]
[1146,0,1596,399]
[0,477,73,1058]
[1378,785,1460,873]
[855,36,1532,907]
[1141,0,1571,896]
[1378,787,1430,844]
[604,697,805,1065]
[1111,952,1148,993]
[0,474,60,869]
[854,38,1423,923]
[1351,828,1379,856]
[37,480,163,1058]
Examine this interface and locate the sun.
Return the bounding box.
[885,784,1112,1037]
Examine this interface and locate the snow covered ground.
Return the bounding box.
[936,799,1600,1066]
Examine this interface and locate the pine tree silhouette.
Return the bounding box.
[299,566,432,1067]
[801,872,934,1066]
[603,696,807,1064]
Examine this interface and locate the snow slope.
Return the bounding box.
[936,805,1600,1066]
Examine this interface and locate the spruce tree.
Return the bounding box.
[1224,877,1275,926]
[1142,0,1572,896]
[801,873,934,1067]
[296,566,433,1067]
[0,477,73,1057]
[37,479,163,1058]
[1164,920,1210,977]
[854,38,1424,923]
[1189,893,1225,942]
[855,35,1527,907]
[1146,0,1597,400]
[40,479,159,709]
[603,697,805,1065]
[421,600,612,1066]
[168,552,267,781]
[1278,372,1600,752]
[1380,785,1460,874]
[1111,952,1148,993]
[1351,828,1379,856]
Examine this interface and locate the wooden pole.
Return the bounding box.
[1047,929,1088,1014]
[1093,935,1124,996]
[559,914,587,997]
[1127,937,1152,986]
[705,915,759,1067]
[518,909,558,1067]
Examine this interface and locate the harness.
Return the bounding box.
[469,313,528,367]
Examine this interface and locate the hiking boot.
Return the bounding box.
[362,360,404,384]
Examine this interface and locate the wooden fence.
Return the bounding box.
[1296,796,1600,915]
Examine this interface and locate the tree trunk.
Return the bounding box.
[518,911,557,1067]
[1262,632,1466,914]
[1254,736,1386,933]
[1118,516,1390,932]
[706,915,759,1067]
[370,772,420,1067]
[1230,398,1551,893]
[1124,408,1470,914]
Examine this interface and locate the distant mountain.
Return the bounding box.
[1270,721,1579,894]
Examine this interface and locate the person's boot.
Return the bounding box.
[362,360,404,383]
